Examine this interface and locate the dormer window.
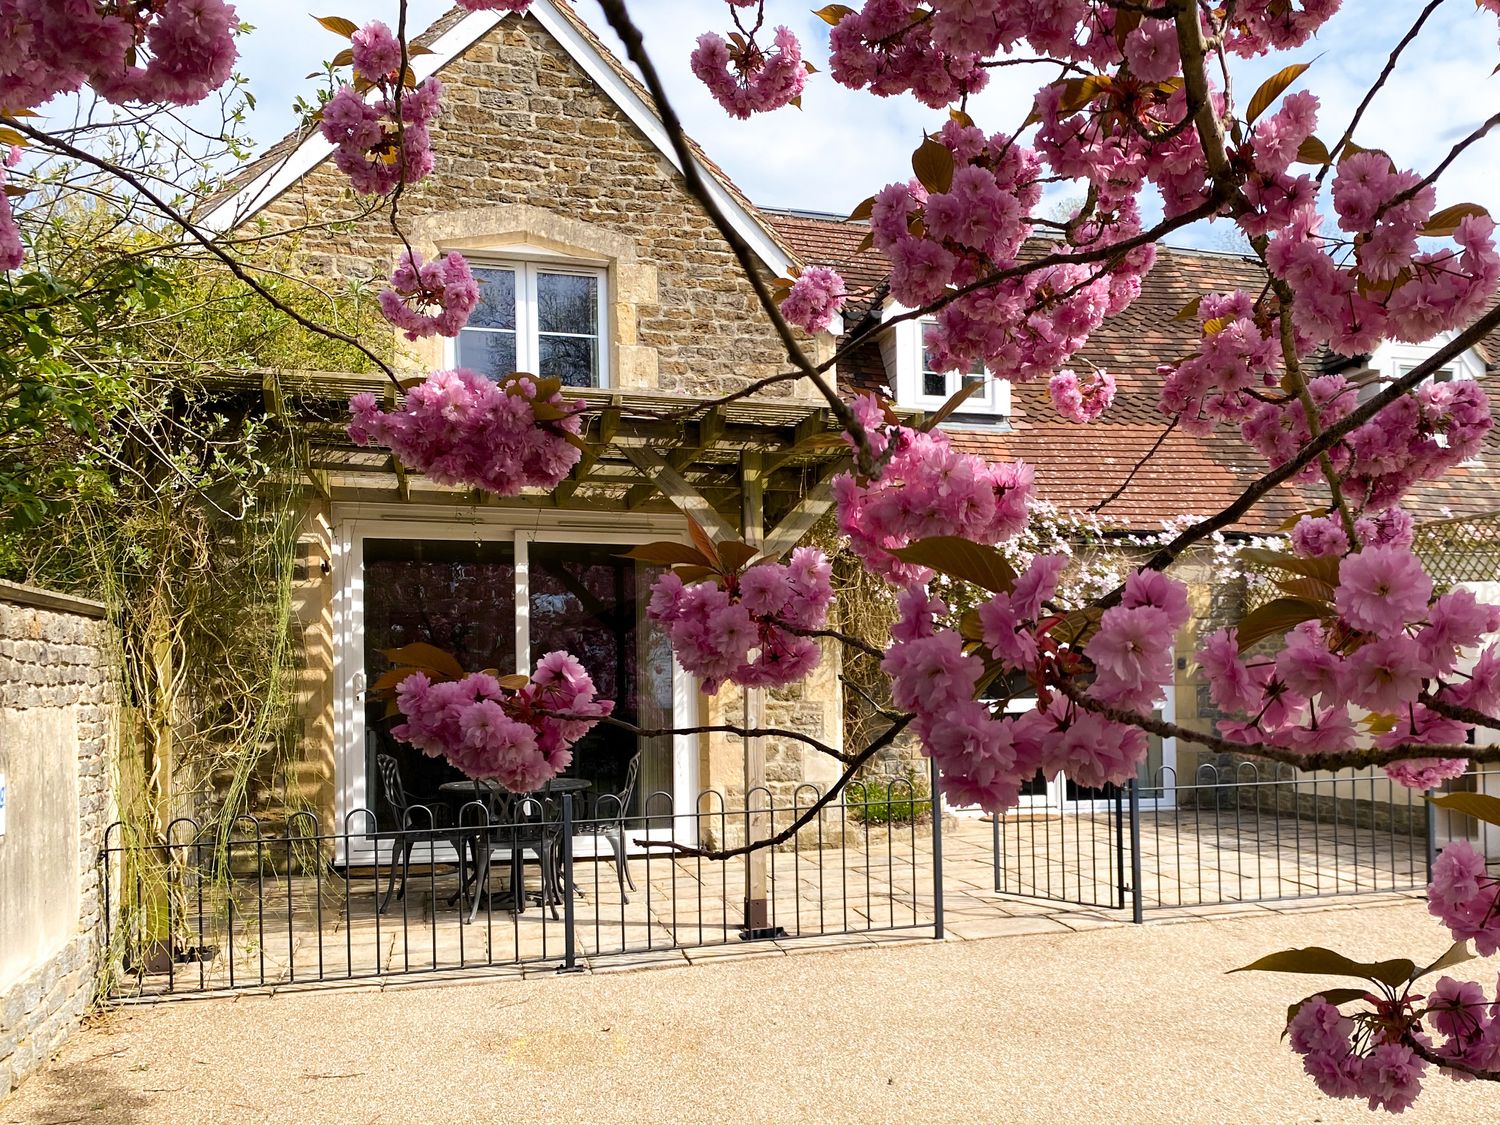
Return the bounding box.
[882,307,1010,422]
[455,260,607,388]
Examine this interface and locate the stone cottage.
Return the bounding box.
[202,0,1500,850]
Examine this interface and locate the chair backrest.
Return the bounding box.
[595,752,642,826]
[375,753,409,822]
[376,753,444,830]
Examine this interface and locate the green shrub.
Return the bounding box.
[845,772,931,826]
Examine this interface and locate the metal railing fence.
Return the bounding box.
[99,774,943,998]
[991,764,1500,916]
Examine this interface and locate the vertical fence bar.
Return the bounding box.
[557,794,583,974]
[1128,778,1144,924]
[930,756,944,939]
[1114,785,1126,910]
[1425,788,1438,882]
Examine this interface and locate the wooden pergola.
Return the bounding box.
[250,371,851,556]
[246,369,859,938]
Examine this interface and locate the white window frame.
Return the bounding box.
[450,257,611,389]
[1001,683,1178,814]
[1361,337,1486,462]
[329,506,699,864]
[881,304,1011,420]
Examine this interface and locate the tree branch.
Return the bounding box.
[591,0,873,470]
[631,714,914,859]
[0,114,401,387]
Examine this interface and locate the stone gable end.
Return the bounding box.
[256,13,817,400]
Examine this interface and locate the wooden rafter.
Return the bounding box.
[619,433,739,541]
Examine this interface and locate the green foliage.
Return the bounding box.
[846,770,931,826]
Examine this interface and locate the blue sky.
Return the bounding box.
[229,2,1500,245]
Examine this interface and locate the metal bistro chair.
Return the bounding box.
[375,753,462,914]
[573,752,641,903]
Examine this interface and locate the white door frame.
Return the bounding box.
[330,504,700,863]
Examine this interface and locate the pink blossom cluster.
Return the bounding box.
[833,394,1033,584]
[689,26,805,120]
[318,51,442,196]
[1267,191,1500,357]
[391,652,613,793]
[377,250,480,341]
[1286,996,1429,1112]
[916,205,1156,385]
[0,145,21,272]
[881,559,1180,811]
[350,20,403,84]
[1222,0,1342,56]
[779,266,846,334]
[1239,372,1492,511]
[1199,544,1500,783]
[1429,840,1500,956]
[826,1,1140,109]
[866,118,1158,385]
[646,548,834,694]
[1156,291,1288,434]
[0,0,238,112]
[1048,367,1116,423]
[869,117,1042,307]
[348,369,584,496]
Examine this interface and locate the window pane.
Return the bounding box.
[457,329,517,380]
[537,272,598,335]
[922,371,946,397]
[539,333,598,387]
[470,268,517,330]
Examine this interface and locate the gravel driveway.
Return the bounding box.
[4,901,1497,1124]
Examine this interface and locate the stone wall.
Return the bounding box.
[253,13,830,399]
[0,583,115,1101]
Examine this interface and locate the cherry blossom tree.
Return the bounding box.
[7,0,1500,1107]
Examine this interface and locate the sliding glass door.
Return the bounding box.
[526,541,675,820]
[337,517,695,851]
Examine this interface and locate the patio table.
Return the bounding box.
[437,778,591,921]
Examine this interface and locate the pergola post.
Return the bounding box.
[738,451,781,939]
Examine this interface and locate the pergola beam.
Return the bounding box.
[619,435,739,541]
[761,468,839,558]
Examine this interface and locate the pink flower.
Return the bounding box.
[690,25,805,119]
[1290,515,1349,559]
[1288,997,1353,1056]
[1428,840,1500,956]
[884,630,982,716]
[1344,633,1425,714]
[1383,755,1469,791]
[780,266,846,333]
[378,250,480,340]
[1335,546,1433,634]
[1087,605,1174,706]
[1120,568,1190,629]
[1199,629,1265,713]
[1048,367,1117,423]
[1357,1043,1426,1113]
[350,20,401,82]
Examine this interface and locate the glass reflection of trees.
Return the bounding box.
[363,539,516,822]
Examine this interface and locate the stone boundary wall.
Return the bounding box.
[0,581,115,1101]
